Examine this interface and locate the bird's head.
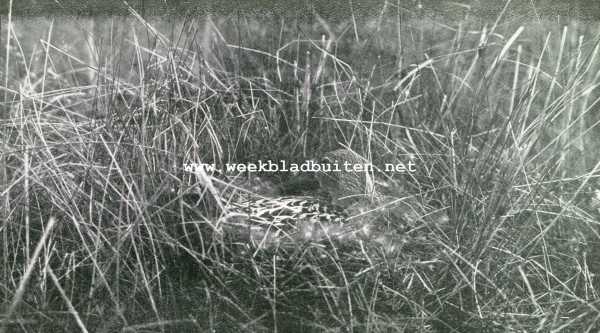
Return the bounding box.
[314,149,376,207]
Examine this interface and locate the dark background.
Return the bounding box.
[1,0,600,21]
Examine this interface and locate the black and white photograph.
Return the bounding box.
[1,0,600,332]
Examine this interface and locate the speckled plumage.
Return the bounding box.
[218,196,350,248]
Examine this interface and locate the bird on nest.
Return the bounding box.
[177,148,447,252]
[177,164,362,251]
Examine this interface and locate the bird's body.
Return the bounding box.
[219,196,350,248]
[178,188,353,250]
[176,148,447,252]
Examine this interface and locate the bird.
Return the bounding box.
[173,148,448,254]
[174,167,359,251]
[217,195,351,249]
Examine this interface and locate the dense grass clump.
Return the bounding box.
[1,2,600,332]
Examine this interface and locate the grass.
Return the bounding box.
[1,1,600,332]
